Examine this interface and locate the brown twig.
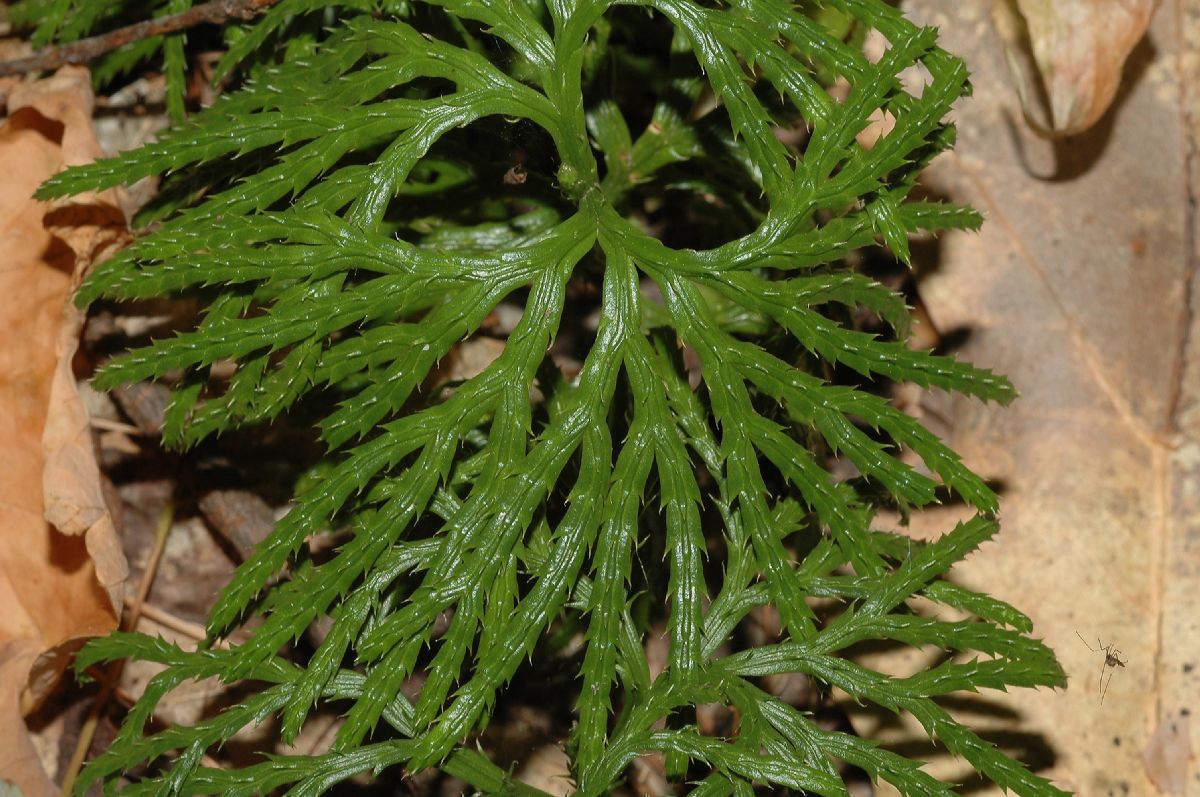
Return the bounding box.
[0,0,279,77]
[125,597,212,643]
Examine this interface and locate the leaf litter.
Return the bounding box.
[0,66,126,796]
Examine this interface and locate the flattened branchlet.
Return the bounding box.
[34,0,1068,794]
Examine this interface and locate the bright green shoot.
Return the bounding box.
[35,0,1067,794]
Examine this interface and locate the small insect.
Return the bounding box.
[1076,631,1127,704]
[502,163,527,186]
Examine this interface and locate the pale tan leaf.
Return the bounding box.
[993,0,1158,136]
[516,746,575,797]
[0,67,128,795]
[437,337,507,383]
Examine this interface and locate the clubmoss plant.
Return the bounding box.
[32,0,1068,794]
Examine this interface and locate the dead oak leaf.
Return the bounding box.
[0,66,128,795]
[993,0,1159,136]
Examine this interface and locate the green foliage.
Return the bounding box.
[41,1,1068,794]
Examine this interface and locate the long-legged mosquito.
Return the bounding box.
[1076,631,1126,704]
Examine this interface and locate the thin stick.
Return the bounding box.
[0,0,279,77]
[89,417,142,435]
[126,597,209,642]
[60,503,174,797]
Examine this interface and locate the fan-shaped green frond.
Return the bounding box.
[48,1,1066,795]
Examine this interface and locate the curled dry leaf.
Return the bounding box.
[993,0,1159,137]
[0,66,128,795]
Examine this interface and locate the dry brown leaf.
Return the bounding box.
[844,4,1198,794]
[433,336,507,384]
[993,0,1158,137]
[0,67,128,795]
[516,745,575,797]
[628,752,671,797]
